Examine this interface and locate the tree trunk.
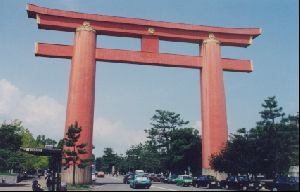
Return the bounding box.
[62,166,91,184]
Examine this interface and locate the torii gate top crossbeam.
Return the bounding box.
[27,4,261,72]
[27,4,261,47]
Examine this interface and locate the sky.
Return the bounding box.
[0,0,299,157]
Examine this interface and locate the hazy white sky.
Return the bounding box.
[0,0,299,157]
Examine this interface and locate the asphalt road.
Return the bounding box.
[91,175,228,191]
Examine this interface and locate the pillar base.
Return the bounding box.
[61,166,92,185]
[202,168,227,181]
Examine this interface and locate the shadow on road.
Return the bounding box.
[93,182,125,186]
[0,184,29,187]
[93,182,170,186]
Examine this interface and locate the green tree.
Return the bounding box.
[169,128,201,175]
[20,128,49,170]
[126,144,142,172]
[0,120,51,172]
[57,139,65,150]
[0,120,22,151]
[210,128,259,175]
[95,148,129,174]
[101,148,118,173]
[63,121,90,185]
[258,96,284,125]
[0,120,24,172]
[285,113,299,165]
[255,96,293,177]
[116,154,129,174]
[36,135,57,146]
[140,144,161,173]
[144,110,190,172]
[210,97,298,178]
[95,157,102,172]
[146,110,189,153]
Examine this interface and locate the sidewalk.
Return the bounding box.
[0,176,47,191]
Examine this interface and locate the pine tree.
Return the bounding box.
[63,121,91,185]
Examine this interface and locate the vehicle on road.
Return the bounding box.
[129,174,152,189]
[149,174,162,182]
[160,175,168,183]
[135,170,145,175]
[175,175,193,187]
[166,174,178,184]
[220,175,260,191]
[192,175,220,189]
[97,171,105,178]
[123,173,134,184]
[267,176,299,191]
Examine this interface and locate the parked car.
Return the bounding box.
[192,175,220,189]
[220,175,258,191]
[160,175,168,183]
[123,173,134,184]
[247,178,263,191]
[97,171,105,178]
[268,176,299,191]
[175,175,193,187]
[149,174,162,182]
[167,174,178,184]
[129,174,152,189]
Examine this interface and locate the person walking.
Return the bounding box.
[45,173,53,191]
[32,180,43,191]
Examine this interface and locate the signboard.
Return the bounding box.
[20,147,61,156]
[22,148,43,152]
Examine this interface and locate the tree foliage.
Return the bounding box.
[96,148,118,173]
[0,120,58,173]
[146,110,189,153]
[210,96,299,178]
[169,128,201,175]
[0,120,22,151]
[63,121,91,184]
[36,135,57,146]
[95,110,202,175]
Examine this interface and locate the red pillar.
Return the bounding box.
[62,21,96,184]
[200,34,228,174]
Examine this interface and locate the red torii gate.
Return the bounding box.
[27,4,261,184]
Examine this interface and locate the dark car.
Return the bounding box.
[220,175,259,191]
[167,174,178,184]
[247,177,263,191]
[149,174,162,182]
[123,173,134,184]
[192,175,220,189]
[160,175,168,183]
[269,176,299,191]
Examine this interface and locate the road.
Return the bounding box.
[91,175,227,191]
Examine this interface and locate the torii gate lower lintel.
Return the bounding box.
[27,4,261,184]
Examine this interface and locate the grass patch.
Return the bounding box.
[67,184,90,191]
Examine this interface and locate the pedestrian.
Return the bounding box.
[46,173,53,191]
[32,180,43,191]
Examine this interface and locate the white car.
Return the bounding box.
[135,170,145,175]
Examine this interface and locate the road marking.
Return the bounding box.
[152,185,177,191]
